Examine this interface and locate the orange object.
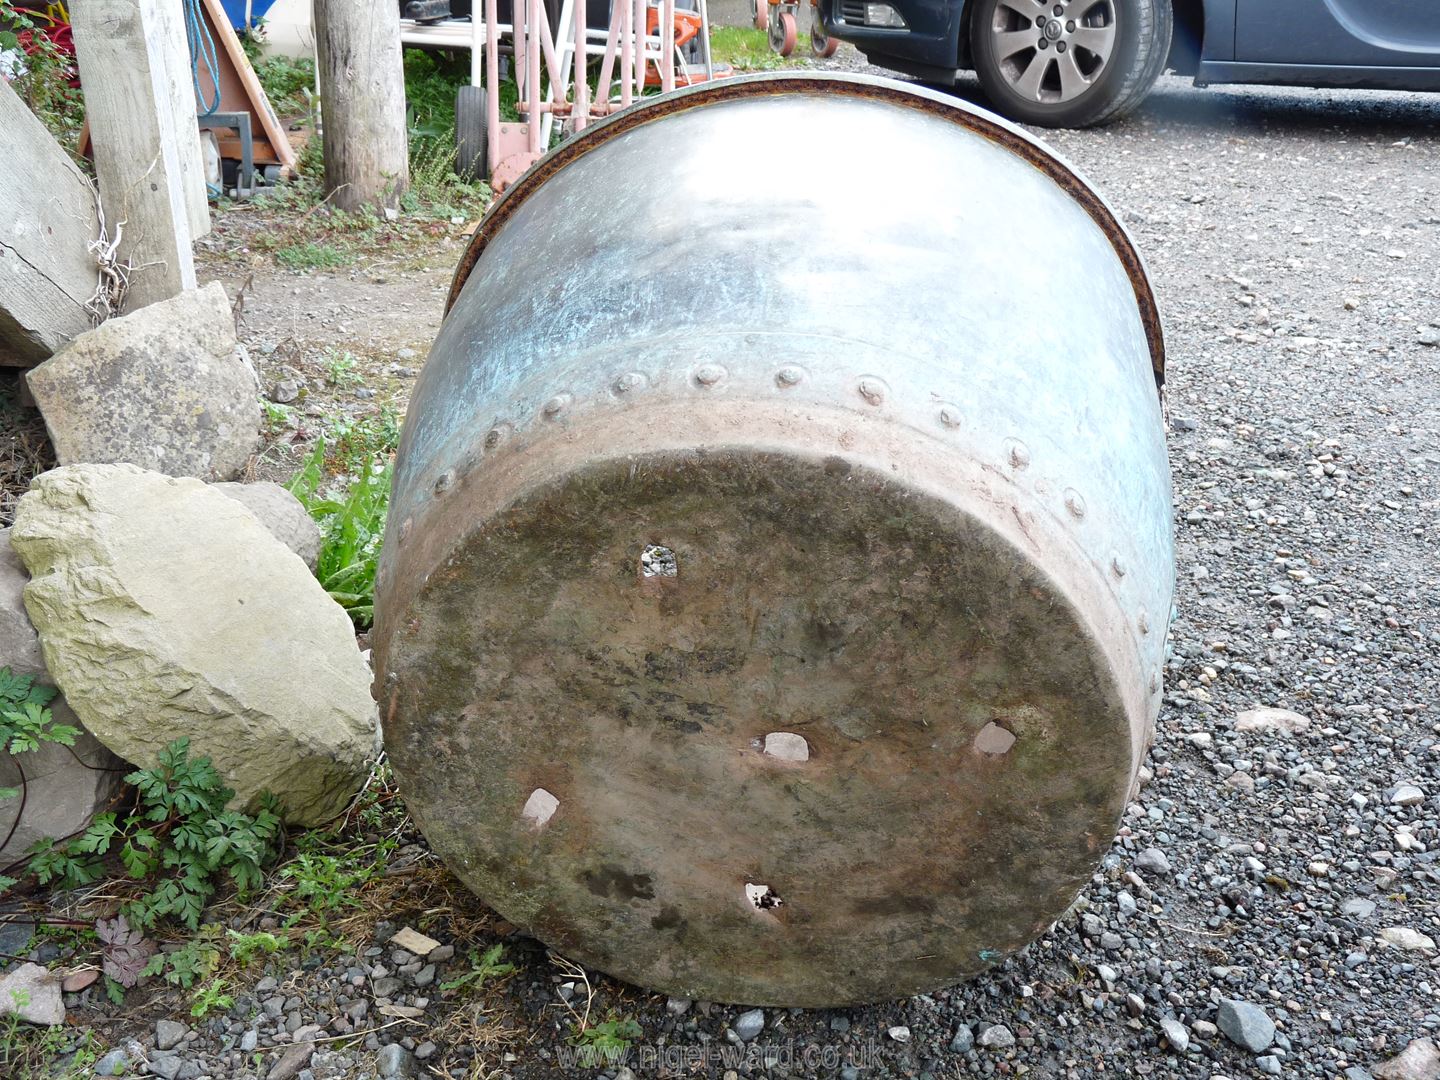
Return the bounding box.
[645,5,702,48]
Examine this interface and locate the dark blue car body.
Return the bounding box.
[821,0,1440,94]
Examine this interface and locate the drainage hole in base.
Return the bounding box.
[746,883,783,910]
[522,788,559,827]
[640,544,678,578]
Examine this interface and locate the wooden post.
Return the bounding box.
[71,0,204,311]
[0,81,102,366]
[313,0,410,213]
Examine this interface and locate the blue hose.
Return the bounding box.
[185,0,222,118]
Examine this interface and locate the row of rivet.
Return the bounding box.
[422,362,1158,659]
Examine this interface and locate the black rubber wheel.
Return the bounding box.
[456,85,489,181]
[969,0,1171,128]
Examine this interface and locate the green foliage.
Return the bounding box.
[254,51,316,119]
[275,241,349,271]
[0,1,84,145]
[708,26,796,71]
[228,928,289,966]
[569,1014,643,1066]
[322,350,362,389]
[286,436,394,628]
[401,48,492,211]
[142,928,223,990]
[189,978,235,1018]
[0,1011,104,1080]
[0,667,79,802]
[277,846,377,917]
[28,739,282,929]
[263,401,295,435]
[439,943,516,994]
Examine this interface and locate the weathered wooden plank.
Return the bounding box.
[156,0,212,238]
[0,81,101,367]
[71,0,199,311]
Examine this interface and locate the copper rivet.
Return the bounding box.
[433,470,455,495]
[937,404,962,429]
[1138,609,1150,635]
[694,364,726,387]
[776,366,805,388]
[857,376,887,406]
[1111,555,1127,578]
[613,372,645,395]
[1064,489,1087,520]
[542,394,571,418]
[1006,438,1031,470]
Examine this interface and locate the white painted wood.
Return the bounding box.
[0,82,101,366]
[313,0,409,212]
[156,0,212,238]
[72,0,198,311]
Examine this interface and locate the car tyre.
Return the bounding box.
[969,0,1171,128]
[456,85,489,181]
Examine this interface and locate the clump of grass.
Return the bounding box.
[286,416,398,628]
[275,241,349,271]
[709,26,800,71]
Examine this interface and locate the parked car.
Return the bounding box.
[816,0,1440,126]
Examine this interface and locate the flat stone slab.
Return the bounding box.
[11,464,376,826]
[25,282,260,480]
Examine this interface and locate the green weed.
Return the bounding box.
[27,739,282,930]
[286,431,395,628]
[322,350,362,389]
[569,1014,643,1067]
[275,241,350,271]
[263,401,295,435]
[1,669,82,875]
[227,928,289,966]
[439,943,516,994]
[189,978,236,1019]
[143,928,223,990]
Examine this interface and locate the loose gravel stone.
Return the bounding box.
[376,1043,415,1078]
[1135,848,1172,875]
[155,1020,187,1051]
[978,1024,1015,1050]
[1217,1000,1276,1053]
[733,1009,765,1042]
[1159,1017,1189,1053]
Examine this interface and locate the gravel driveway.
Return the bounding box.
[692,63,1440,1080]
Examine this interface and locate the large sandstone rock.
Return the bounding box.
[25,283,260,480]
[10,465,376,826]
[1,529,125,864]
[212,482,322,571]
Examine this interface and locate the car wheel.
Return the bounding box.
[969,0,1171,128]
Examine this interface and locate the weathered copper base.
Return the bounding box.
[382,450,1130,1006]
[374,73,1173,1006]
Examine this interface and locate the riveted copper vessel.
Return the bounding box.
[373,73,1174,1007]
